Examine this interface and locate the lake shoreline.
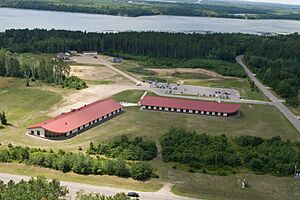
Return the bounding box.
[1,7,300,34]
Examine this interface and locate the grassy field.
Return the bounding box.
[0,77,62,123]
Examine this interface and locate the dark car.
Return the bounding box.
[127,192,139,198]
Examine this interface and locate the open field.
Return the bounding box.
[171,169,300,200]
[0,77,62,123]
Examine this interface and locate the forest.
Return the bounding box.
[160,128,300,176]
[0,49,87,89]
[1,0,300,20]
[0,146,154,181]
[0,29,299,102]
[88,136,157,161]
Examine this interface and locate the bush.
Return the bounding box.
[130,162,154,181]
[62,76,87,90]
[88,136,157,161]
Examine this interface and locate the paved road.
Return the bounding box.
[0,173,199,200]
[236,55,300,133]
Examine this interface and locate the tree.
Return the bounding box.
[130,162,153,181]
[0,176,68,200]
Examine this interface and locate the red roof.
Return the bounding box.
[28,99,123,133]
[140,96,240,113]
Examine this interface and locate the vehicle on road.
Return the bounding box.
[127,191,139,199]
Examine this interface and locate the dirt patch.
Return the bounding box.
[148,68,223,78]
[70,65,128,84]
[49,84,149,117]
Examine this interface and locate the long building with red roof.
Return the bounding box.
[140,96,240,117]
[28,99,123,139]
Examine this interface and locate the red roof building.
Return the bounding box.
[140,96,240,117]
[28,99,123,139]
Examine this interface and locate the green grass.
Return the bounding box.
[170,169,300,200]
[0,77,62,123]
[184,78,269,101]
[111,90,145,103]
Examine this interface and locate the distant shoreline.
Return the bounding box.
[1,0,300,21]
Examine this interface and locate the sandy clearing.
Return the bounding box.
[71,54,140,83]
[49,84,149,117]
[148,68,222,78]
[70,65,129,83]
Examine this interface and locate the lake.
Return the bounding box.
[1,7,300,34]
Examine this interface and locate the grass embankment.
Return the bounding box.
[111,90,145,103]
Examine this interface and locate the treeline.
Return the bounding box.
[1,0,300,20]
[88,136,157,161]
[160,128,300,176]
[0,146,154,181]
[0,177,68,200]
[0,49,87,89]
[0,29,300,101]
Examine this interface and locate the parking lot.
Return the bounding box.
[150,82,241,101]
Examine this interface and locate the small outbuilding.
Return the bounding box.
[83,51,98,56]
[139,96,240,117]
[28,99,123,139]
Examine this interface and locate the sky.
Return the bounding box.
[244,0,300,5]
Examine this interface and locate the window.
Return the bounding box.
[37,130,40,135]
[31,130,34,134]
